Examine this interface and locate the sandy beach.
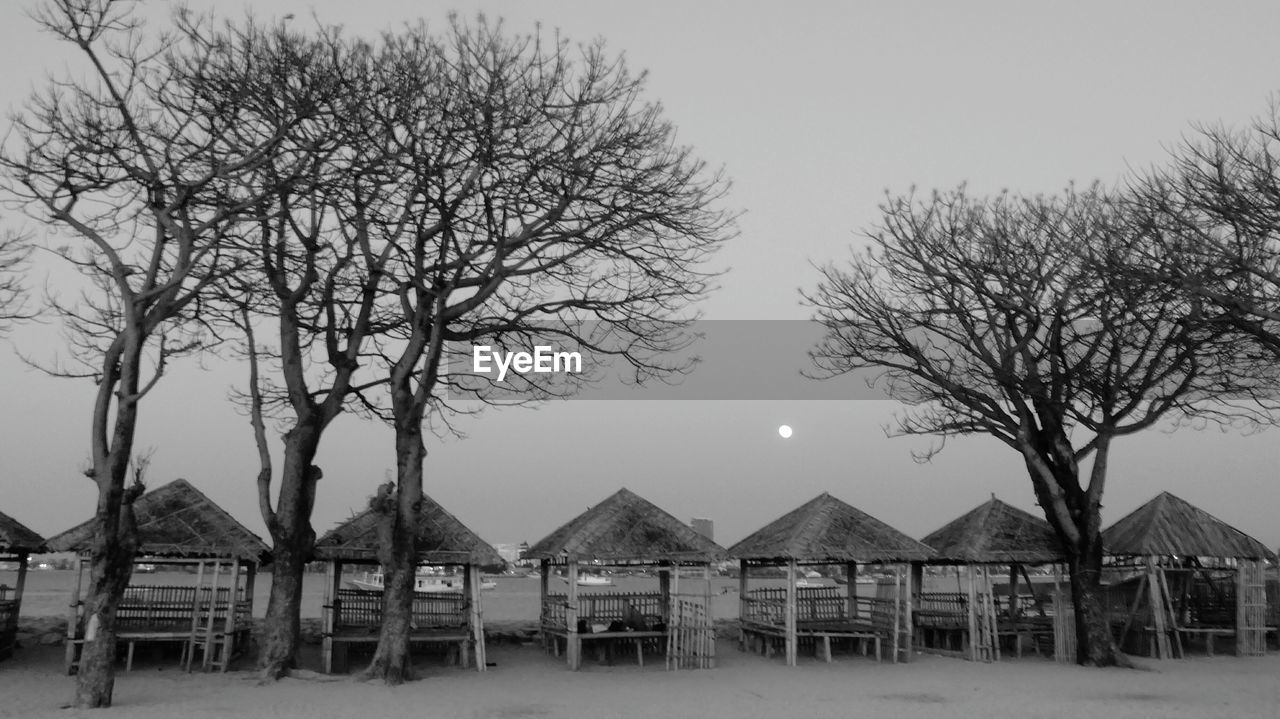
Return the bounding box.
[2,631,1278,719]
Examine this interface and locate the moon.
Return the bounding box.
[778,424,793,439]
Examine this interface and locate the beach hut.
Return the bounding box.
[523,487,724,671]
[727,492,935,666]
[312,494,503,674]
[1101,491,1275,659]
[0,510,45,661]
[47,479,269,673]
[917,496,1068,662]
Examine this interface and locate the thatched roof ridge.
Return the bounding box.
[314,493,503,567]
[921,496,1066,565]
[0,509,44,553]
[523,488,724,563]
[1102,491,1275,561]
[728,492,935,563]
[46,479,270,562]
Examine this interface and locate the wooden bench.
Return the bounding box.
[65,586,250,673]
[1174,626,1235,657]
[739,620,881,662]
[541,627,668,667]
[325,628,473,673]
[996,618,1056,658]
[324,588,473,673]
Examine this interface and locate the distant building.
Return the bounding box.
[690,517,714,542]
[493,543,524,564]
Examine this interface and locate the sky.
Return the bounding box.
[1,1,1279,552]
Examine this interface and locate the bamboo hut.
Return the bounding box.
[312,494,503,674]
[727,492,934,666]
[47,479,269,673]
[0,510,45,661]
[1101,491,1276,659]
[523,487,724,671]
[918,496,1068,662]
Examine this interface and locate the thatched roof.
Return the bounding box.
[523,488,724,563]
[920,496,1066,565]
[313,493,503,567]
[46,479,270,562]
[0,509,44,554]
[728,492,935,563]
[1102,491,1275,561]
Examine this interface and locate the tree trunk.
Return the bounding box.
[73,522,136,707]
[364,422,427,684]
[258,424,322,680]
[1065,534,1126,666]
[258,542,307,679]
[74,343,143,708]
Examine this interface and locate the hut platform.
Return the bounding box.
[538,590,669,667]
[313,493,504,675]
[738,586,888,662]
[46,480,268,674]
[323,587,475,672]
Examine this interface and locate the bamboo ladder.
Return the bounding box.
[1236,560,1267,657]
[968,567,998,662]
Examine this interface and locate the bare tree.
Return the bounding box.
[805,186,1247,666]
[0,1,312,705]
[353,19,734,683]
[193,22,405,679]
[0,229,33,332]
[1128,102,1280,368]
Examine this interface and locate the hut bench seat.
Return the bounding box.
[739,619,882,662]
[740,587,893,663]
[0,599,17,661]
[541,627,669,667]
[324,628,475,672]
[995,617,1056,657]
[323,588,474,672]
[539,591,669,666]
[65,586,253,673]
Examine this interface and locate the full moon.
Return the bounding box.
[778,425,793,439]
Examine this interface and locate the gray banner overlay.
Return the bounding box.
[443,320,889,401]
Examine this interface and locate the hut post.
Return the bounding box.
[64,555,85,673]
[1144,556,1170,659]
[244,561,258,615]
[903,562,914,663]
[703,562,714,667]
[845,560,857,621]
[566,559,580,670]
[184,560,206,671]
[784,558,797,666]
[891,564,902,664]
[1008,563,1020,620]
[225,558,241,660]
[13,551,28,606]
[322,559,340,674]
[469,563,486,671]
[201,559,223,670]
[463,563,473,663]
[659,562,671,625]
[965,564,978,662]
[737,559,748,636]
[539,558,549,622]
[1235,561,1246,657]
[910,561,924,653]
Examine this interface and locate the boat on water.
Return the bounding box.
[349,569,497,593]
[563,573,614,587]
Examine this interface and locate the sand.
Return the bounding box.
[2,637,1278,719]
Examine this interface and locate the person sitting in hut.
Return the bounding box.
[622,602,649,632]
